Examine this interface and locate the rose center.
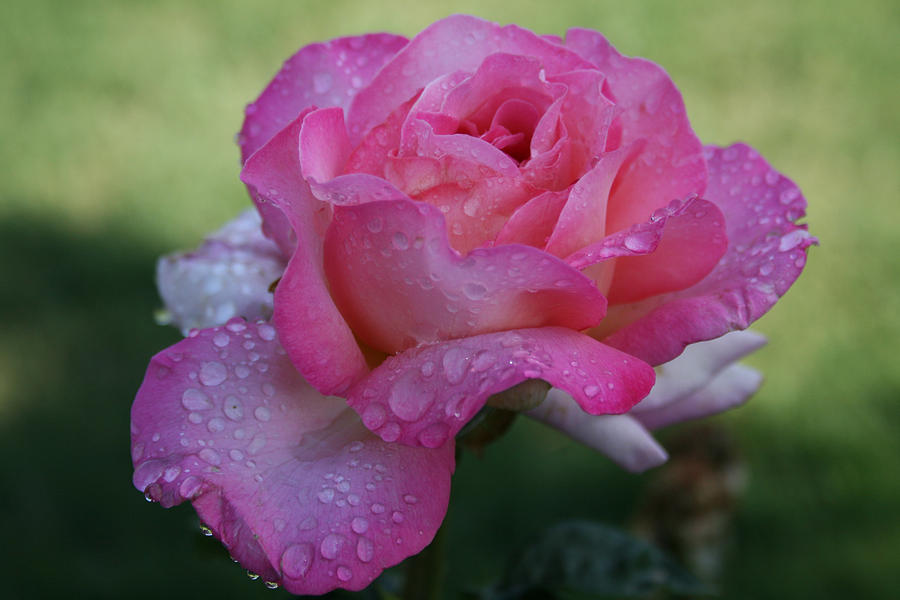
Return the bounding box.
[457,98,540,163]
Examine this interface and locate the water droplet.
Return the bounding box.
[199,362,227,386]
[263,581,279,589]
[583,384,600,398]
[420,361,435,378]
[254,406,271,422]
[207,418,225,433]
[381,422,401,442]
[235,365,251,379]
[391,511,404,524]
[257,323,276,341]
[623,231,655,253]
[224,396,244,421]
[392,232,409,250]
[759,262,775,276]
[388,385,432,422]
[356,537,374,562]
[442,348,468,384]
[371,503,386,514]
[318,488,335,503]
[313,72,333,94]
[281,543,314,578]
[471,350,496,372]
[179,476,202,499]
[417,423,450,448]
[246,571,260,581]
[362,404,387,429]
[348,440,365,453]
[229,448,244,461]
[403,494,418,504]
[182,388,212,411]
[320,533,345,559]
[213,332,230,348]
[199,448,221,465]
[367,217,383,233]
[200,523,213,537]
[336,566,353,582]
[463,282,488,300]
[351,517,369,534]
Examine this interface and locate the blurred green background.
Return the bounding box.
[1,1,897,598]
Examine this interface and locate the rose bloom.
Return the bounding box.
[132,15,814,595]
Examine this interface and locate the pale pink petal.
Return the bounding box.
[346,327,655,447]
[323,198,607,354]
[631,330,767,414]
[239,33,408,162]
[635,364,763,430]
[347,15,592,142]
[494,189,568,248]
[156,210,286,334]
[526,389,668,473]
[564,28,707,233]
[240,114,368,394]
[601,144,815,365]
[132,320,454,595]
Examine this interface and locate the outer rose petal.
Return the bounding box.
[239,33,408,162]
[564,28,708,233]
[241,114,368,394]
[156,210,285,333]
[630,329,766,414]
[347,15,593,142]
[526,389,668,473]
[131,319,454,595]
[601,144,815,366]
[527,330,766,472]
[324,199,608,354]
[346,327,655,448]
[635,363,762,430]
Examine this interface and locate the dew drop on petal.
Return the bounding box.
[320,533,344,560]
[281,543,314,579]
[356,537,374,563]
[199,362,228,386]
[182,388,213,411]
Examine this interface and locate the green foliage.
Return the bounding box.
[479,521,709,600]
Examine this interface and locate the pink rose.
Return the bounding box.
[132,15,813,595]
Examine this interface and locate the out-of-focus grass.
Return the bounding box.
[1,1,897,598]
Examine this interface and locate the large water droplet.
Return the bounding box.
[254,406,271,422]
[199,362,227,386]
[320,534,345,559]
[281,543,314,578]
[463,282,488,300]
[336,566,353,582]
[356,537,374,563]
[351,517,369,534]
[224,396,244,421]
[623,231,656,253]
[182,388,213,411]
[442,348,468,384]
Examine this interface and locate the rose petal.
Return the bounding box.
[240,114,368,394]
[526,389,668,473]
[347,15,592,142]
[631,329,767,414]
[388,118,531,252]
[156,210,286,333]
[324,198,608,354]
[494,189,569,248]
[131,319,454,595]
[544,147,629,259]
[239,33,408,163]
[601,143,816,365]
[299,107,351,183]
[565,28,708,233]
[346,327,655,447]
[635,363,763,430]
